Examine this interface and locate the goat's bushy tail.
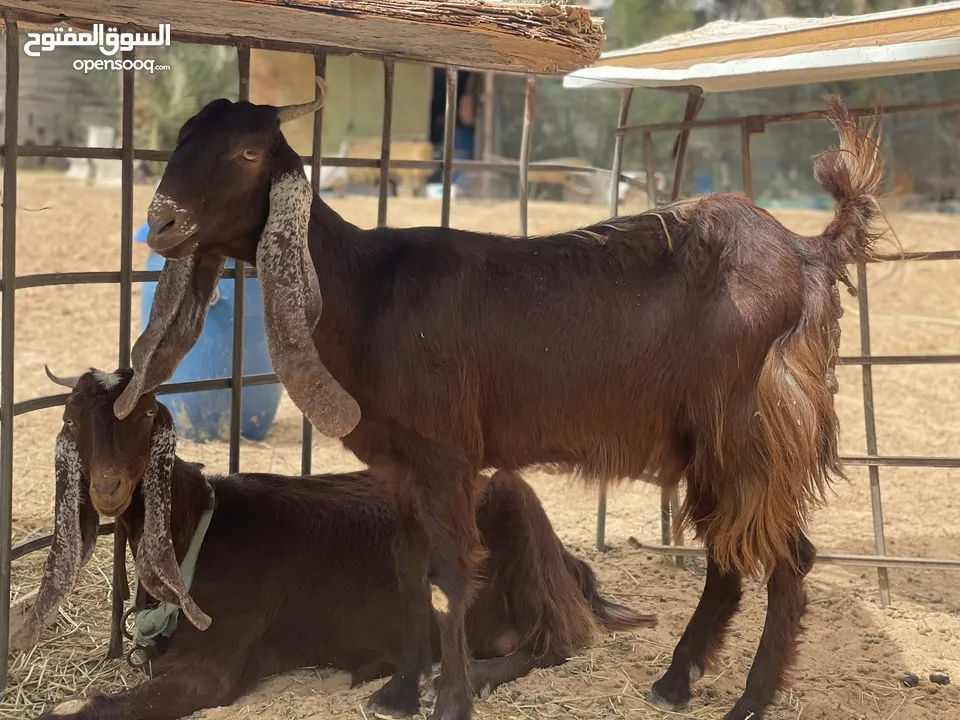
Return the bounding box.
[814,94,885,271]
[561,549,657,632]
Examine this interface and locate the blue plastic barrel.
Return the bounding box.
[136,222,283,443]
[694,173,714,194]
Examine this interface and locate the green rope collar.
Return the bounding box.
[130,503,214,648]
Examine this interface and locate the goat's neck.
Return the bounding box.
[306,195,371,382]
[120,457,211,565]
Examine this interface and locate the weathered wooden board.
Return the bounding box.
[0,0,604,74]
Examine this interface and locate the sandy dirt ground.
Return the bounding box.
[2,172,958,719]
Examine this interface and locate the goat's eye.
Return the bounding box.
[144,409,156,418]
[64,419,74,427]
[241,149,259,161]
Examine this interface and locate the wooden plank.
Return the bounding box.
[0,0,604,74]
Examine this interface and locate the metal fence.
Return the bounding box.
[596,84,960,609]
[3,6,958,698]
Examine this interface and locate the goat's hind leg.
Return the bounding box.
[722,532,815,720]
[648,551,743,710]
[649,490,743,711]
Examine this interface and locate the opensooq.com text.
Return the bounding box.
[73,58,170,74]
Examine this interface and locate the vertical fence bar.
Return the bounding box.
[607,88,632,217]
[378,58,395,228]
[596,87,633,552]
[643,132,657,210]
[230,44,251,475]
[0,14,20,689]
[741,122,754,199]
[670,89,702,201]
[857,264,891,607]
[303,51,326,476]
[664,88,702,566]
[440,66,457,228]
[481,71,495,201]
[518,75,536,238]
[108,51,136,661]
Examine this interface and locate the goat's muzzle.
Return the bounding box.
[90,479,132,517]
[146,193,199,256]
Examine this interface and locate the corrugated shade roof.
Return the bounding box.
[0,0,604,74]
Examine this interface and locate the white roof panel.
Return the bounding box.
[563,37,960,93]
[564,2,960,92]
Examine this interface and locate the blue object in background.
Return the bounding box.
[694,173,714,195]
[136,222,283,443]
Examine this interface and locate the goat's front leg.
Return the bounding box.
[367,471,434,717]
[426,471,484,720]
[34,659,246,720]
[722,532,816,720]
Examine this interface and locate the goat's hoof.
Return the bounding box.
[368,679,420,719]
[646,685,688,712]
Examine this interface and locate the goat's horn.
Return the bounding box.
[276,77,326,124]
[44,365,80,389]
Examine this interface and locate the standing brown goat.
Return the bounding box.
[13,368,652,720]
[114,86,884,720]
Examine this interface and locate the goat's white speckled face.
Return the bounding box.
[61,370,158,517]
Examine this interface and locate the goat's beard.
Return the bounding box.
[254,171,360,438]
[134,405,212,632]
[10,430,99,652]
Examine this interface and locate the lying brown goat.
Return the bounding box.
[116,86,885,720]
[14,368,653,720]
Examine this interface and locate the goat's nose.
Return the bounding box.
[146,194,195,253]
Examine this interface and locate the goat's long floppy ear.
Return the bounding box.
[114,253,226,420]
[10,430,99,651]
[135,403,211,631]
[255,171,361,438]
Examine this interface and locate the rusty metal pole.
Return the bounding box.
[0,13,20,689]
[440,66,457,228]
[857,264,892,607]
[596,87,633,553]
[670,88,703,201]
[643,132,657,210]
[741,122,754,199]
[108,49,137,661]
[377,58,395,227]
[229,44,251,475]
[481,70,495,201]
[303,51,327,476]
[518,75,537,237]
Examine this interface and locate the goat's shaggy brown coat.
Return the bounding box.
[19,370,653,720]
[118,93,884,720]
